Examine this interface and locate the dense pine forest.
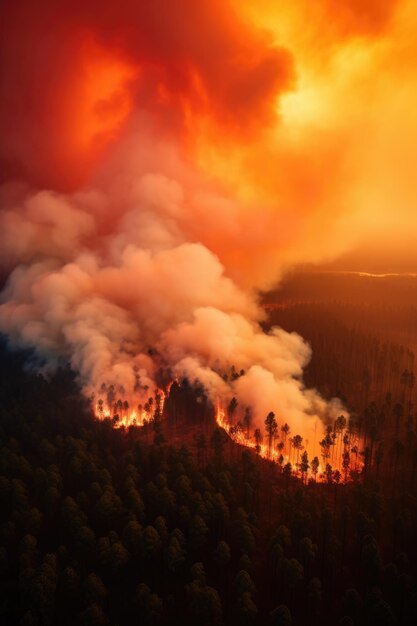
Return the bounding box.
[1,305,417,626]
[266,302,416,412]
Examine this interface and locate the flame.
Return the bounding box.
[94,382,362,482]
[95,402,148,429]
[215,402,362,483]
[94,386,168,429]
[215,404,272,460]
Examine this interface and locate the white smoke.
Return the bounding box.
[0,124,342,436]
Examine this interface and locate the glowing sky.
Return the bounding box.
[1,0,416,271]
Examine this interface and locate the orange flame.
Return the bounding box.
[215,402,362,483]
[94,387,168,429]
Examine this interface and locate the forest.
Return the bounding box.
[1,282,417,626]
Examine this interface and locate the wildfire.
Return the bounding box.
[94,386,168,429]
[93,377,361,483]
[215,405,271,460]
[215,403,362,483]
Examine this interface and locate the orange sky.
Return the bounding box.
[218,0,417,271]
[1,0,417,272]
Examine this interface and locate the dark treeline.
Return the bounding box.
[266,272,417,310]
[1,338,417,626]
[267,303,416,412]
[266,301,417,351]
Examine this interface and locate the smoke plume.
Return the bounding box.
[0,122,338,437]
[1,0,415,439]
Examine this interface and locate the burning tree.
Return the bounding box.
[265,412,278,459]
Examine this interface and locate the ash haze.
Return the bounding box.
[0,0,416,441]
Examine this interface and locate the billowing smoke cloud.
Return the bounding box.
[0,125,339,437]
[1,0,415,440]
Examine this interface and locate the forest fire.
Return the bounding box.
[93,374,358,483]
[0,0,384,491]
[1,0,415,459]
[2,2,417,624]
[215,405,271,459]
[95,400,147,429]
[94,386,169,429]
[214,403,361,482]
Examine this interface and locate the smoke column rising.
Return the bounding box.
[0,122,341,438]
[3,0,413,439]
